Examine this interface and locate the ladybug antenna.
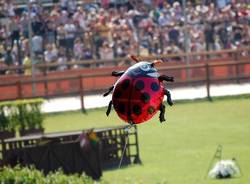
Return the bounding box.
[130,55,141,63]
[151,59,163,67]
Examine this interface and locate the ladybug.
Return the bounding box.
[103,56,174,124]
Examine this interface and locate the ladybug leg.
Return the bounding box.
[158,75,174,82]
[159,103,166,123]
[103,86,114,97]
[112,71,125,77]
[106,100,113,116]
[164,88,173,106]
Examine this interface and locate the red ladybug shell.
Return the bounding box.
[112,73,164,124]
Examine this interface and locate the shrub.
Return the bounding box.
[14,99,44,130]
[46,169,94,184]
[0,99,44,133]
[0,166,46,184]
[0,166,96,184]
[0,102,16,132]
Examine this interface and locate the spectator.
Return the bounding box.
[56,23,66,48]
[44,15,56,45]
[9,17,20,48]
[59,10,69,25]
[57,47,67,71]
[73,37,84,60]
[191,38,205,60]
[73,7,87,30]
[217,23,230,49]
[31,1,43,17]
[19,12,29,39]
[44,44,58,70]
[3,0,15,17]
[23,54,31,75]
[168,23,180,46]
[214,36,222,51]
[204,23,215,51]
[4,47,15,66]
[32,34,43,56]
[83,46,93,60]
[67,0,77,16]
[0,4,5,18]
[0,24,9,42]
[100,41,113,60]
[21,38,29,57]
[158,9,172,27]
[64,19,76,58]
[0,57,7,75]
[93,31,103,59]
[232,26,243,46]
[32,15,43,36]
[60,0,68,11]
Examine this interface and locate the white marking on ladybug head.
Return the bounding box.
[140,64,150,71]
[128,61,150,70]
[147,72,159,78]
[126,61,158,78]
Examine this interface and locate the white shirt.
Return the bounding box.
[57,56,67,71]
[64,23,76,39]
[32,35,43,53]
[44,50,57,63]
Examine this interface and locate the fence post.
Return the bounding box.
[234,50,240,84]
[79,75,85,112]
[1,140,6,166]
[133,125,142,164]
[16,80,23,99]
[43,67,48,97]
[205,64,212,101]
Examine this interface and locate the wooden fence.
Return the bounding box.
[1,47,249,73]
[0,48,250,110]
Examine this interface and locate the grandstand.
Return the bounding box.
[0,0,249,106]
[0,0,249,75]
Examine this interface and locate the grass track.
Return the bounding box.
[44,98,250,184]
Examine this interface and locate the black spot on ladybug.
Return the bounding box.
[114,90,122,99]
[147,106,155,114]
[122,79,130,90]
[135,80,144,90]
[151,82,159,91]
[140,92,150,103]
[133,105,141,115]
[117,103,125,114]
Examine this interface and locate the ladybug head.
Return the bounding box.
[126,60,162,78]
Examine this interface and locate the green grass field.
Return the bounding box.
[44,97,250,184]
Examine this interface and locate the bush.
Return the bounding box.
[0,105,11,131]
[0,98,44,132]
[14,99,44,130]
[0,166,46,184]
[46,170,94,184]
[0,166,96,184]
[0,102,16,132]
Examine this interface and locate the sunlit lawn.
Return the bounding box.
[44,97,250,184]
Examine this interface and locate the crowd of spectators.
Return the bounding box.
[0,0,249,75]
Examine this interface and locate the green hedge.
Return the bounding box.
[0,166,95,184]
[0,166,167,184]
[0,99,44,131]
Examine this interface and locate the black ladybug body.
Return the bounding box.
[104,57,174,124]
